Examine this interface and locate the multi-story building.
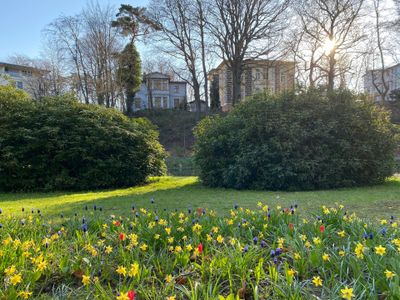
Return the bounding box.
[132,72,187,111]
[208,59,295,111]
[0,62,47,96]
[364,63,400,102]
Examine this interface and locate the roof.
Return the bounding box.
[211,59,296,72]
[366,63,400,73]
[0,62,48,73]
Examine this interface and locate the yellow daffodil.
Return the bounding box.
[17,291,32,299]
[340,286,354,300]
[375,245,386,256]
[116,266,127,277]
[82,275,90,286]
[312,276,323,287]
[165,274,173,283]
[128,262,139,277]
[322,253,330,261]
[384,270,396,279]
[337,230,345,237]
[10,273,22,285]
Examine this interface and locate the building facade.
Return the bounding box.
[364,63,400,102]
[132,72,187,111]
[208,59,295,111]
[0,62,47,96]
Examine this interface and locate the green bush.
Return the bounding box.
[194,89,397,190]
[0,89,166,191]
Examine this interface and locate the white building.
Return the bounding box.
[364,63,400,102]
[132,72,187,111]
[0,62,47,96]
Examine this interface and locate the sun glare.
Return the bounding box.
[322,38,336,55]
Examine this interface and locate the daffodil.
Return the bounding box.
[384,270,396,279]
[116,266,127,277]
[312,276,323,287]
[375,245,386,256]
[82,275,90,286]
[340,286,354,300]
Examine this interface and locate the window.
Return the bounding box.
[174,98,180,108]
[255,69,261,80]
[151,79,168,91]
[162,97,168,108]
[134,98,141,109]
[16,81,23,89]
[154,97,162,108]
[173,85,179,93]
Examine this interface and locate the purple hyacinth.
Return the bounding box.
[369,232,374,239]
[93,205,97,211]
[270,250,276,257]
[381,227,387,235]
[151,198,155,204]
[188,208,192,214]
[21,219,25,225]
[253,237,258,245]
[363,233,368,239]
[131,205,135,211]
[243,246,249,253]
[0,224,2,228]
[82,223,87,232]
[135,211,139,217]
[234,204,238,210]
[155,216,159,222]
[99,207,103,212]
[260,240,267,248]
[273,257,278,264]
[275,248,281,255]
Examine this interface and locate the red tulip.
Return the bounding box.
[319,225,325,233]
[289,223,294,230]
[127,290,136,300]
[119,232,125,241]
[197,243,203,254]
[114,220,121,227]
[197,207,203,216]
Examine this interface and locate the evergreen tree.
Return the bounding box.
[117,42,142,115]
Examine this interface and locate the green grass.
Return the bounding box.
[0,176,399,220]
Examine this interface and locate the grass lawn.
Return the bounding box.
[0,175,399,220]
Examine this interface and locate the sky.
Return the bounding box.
[0,0,148,62]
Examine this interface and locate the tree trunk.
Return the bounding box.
[231,62,242,106]
[327,52,335,92]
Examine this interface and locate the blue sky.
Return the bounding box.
[0,0,148,61]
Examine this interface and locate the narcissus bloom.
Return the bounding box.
[312,276,323,287]
[340,286,354,300]
[17,291,32,299]
[116,266,127,277]
[375,245,386,256]
[322,253,330,261]
[338,230,345,237]
[384,270,396,279]
[166,296,176,300]
[82,275,90,286]
[10,273,22,285]
[165,274,173,283]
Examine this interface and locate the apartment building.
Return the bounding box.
[208,59,295,111]
[364,63,400,102]
[132,72,187,111]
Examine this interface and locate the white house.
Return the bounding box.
[132,72,187,111]
[0,62,47,96]
[364,63,400,102]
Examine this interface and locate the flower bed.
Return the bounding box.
[0,203,399,299]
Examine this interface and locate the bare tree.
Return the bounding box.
[207,0,290,105]
[296,0,365,92]
[148,0,210,118]
[45,2,123,107]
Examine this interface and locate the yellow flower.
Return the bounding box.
[375,245,386,256]
[230,238,236,246]
[168,237,174,244]
[227,219,233,225]
[165,227,171,235]
[340,286,354,300]
[206,234,212,242]
[4,265,16,276]
[186,244,193,251]
[294,253,301,260]
[36,259,48,272]
[312,276,323,287]
[102,223,108,229]
[17,291,32,299]
[140,243,148,251]
[212,226,219,233]
[302,218,309,224]
[105,246,113,254]
[300,234,307,241]
[116,266,127,277]
[322,253,330,261]
[165,274,173,283]
[287,269,296,277]
[10,273,22,285]
[166,296,176,300]
[116,292,130,300]
[384,269,396,279]
[128,262,139,277]
[82,275,90,286]
[175,246,182,253]
[216,235,224,244]
[313,237,321,245]
[339,250,345,257]
[257,201,263,207]
[154,234,160,240]
[278,238,285,248]
[391,222,398,228]
[305,241,312,248]
[354,243,365,259]
[192,223,202,233]
[337,230,345,237]
[380,219,387,225]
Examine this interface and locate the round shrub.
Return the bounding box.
[0,90,166,191]
[194,89,397,190]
